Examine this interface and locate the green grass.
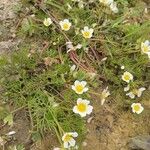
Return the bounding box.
[0,0,150,149]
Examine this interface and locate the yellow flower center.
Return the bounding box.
[83,31,90,38]
[133,105,140,112]
[77,103,87,112]
[64,134,72,142]
[124,74,130,81]
[143,46,149,53]
[63,23,69,30]
[75,84,84,93]
[132,89,138,95]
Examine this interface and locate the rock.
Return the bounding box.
[129,135,150,150]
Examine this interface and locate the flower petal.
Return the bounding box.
[83,87,89,92]
[69,138,76,147]
[86,105,93,114]
[74,80,80,86]
[64,141,69,148]
[81,81,87,86]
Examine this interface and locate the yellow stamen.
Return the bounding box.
[134,105,140,112]
[143,46,149,53]
[83,31,90,38]
[132,89,138,95]
[75,84,84,93]
[63,23,69,30]
[64,134,72,142]
[124,74,130,81]
[77,103,87,112]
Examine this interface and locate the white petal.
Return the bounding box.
[73,106,79,114]
[77,98,83,104]
[62,133,67,141]
[86,105,93,114]
[131,103,136,108]
[84,26,89,31]
[72,85,76,91]
[144,40,150,46]
[59,21,63,26]
[89,28,94,33]
[126,92,135,99]
[83,87,89,92]
[69,138,76,147]
[79,112,87,117]
[137,87,146,97]
[64,19,69,23]
[101,98,105,105]
[76,44,82,49]
[74,80,80,86]
[82,99,90,105]
[64,142,69,148]
[124,85,130,92]
[139,87,146,92]
[81,81,87,86]
[70,65,76,72]
[136,106,144,114]
[72,132,78,137]
[105,91,110,97]
[110,2,119,13]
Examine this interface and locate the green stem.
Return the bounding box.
[46,1,71,17]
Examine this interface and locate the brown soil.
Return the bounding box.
[84,95,150,150]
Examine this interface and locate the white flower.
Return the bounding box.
[73,98,93,117]
[70,64,76,72]
[121,65,125,70]
[101,87,110,105]
[131,103,144,114]
[75,44,82,49]
[126,92,135,99]
[66,42,74,52]
[137,87,146,97]
[62,132,78,148]
[81,26,94,39]
[126,87,146,99]
[78,1,84,8]
[59,19,72,31]
[99,0,114,5]
[141,40,150,54]
[66,42,82,53]
[122,71,133,83]
[110,2,119,13]
[124,85,130,92]
[43,18,52,26]
[72,80,88,94]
